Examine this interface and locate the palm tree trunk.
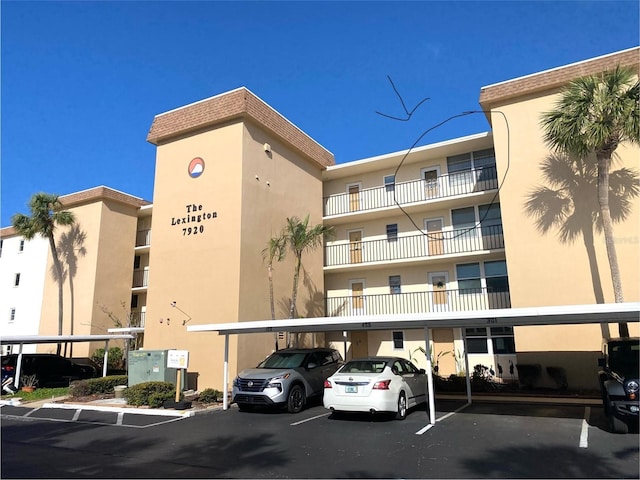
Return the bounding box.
[268,264,278,350]
[597,153,629,337]
[48,235,65,355]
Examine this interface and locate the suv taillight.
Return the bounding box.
[323,380,332,389]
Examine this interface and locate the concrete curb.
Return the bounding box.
[41,402,196,417]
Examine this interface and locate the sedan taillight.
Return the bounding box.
[373,380,391,390]
[324,380,332,389]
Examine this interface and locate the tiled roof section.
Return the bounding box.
[479,47,640,108]
[146,88,335,168]
[60,186,150,209]
[0,187,149,238]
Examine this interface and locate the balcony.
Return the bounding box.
[323,166,498,217]
[130,311,146,328]
[325,224,504,268]
[136,229,151,247]
[326,287,511,317]
[132,268,149,289]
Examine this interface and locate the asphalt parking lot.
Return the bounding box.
[2,398,638,478]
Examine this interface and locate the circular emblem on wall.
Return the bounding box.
[188,157,205,178]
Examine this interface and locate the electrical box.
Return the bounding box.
[127,350,185,389]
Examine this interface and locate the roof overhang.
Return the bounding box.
[1,334,134,345]
[187,302,640,336]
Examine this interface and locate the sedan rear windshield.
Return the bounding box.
[259,352,307,369]
[341,360,387,374]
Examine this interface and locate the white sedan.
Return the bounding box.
[323,356,428,419]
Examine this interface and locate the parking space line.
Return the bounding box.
[116,412,124,425]
[71,409,81,421]
[22,408,38,418]
[290,412,331,426]
[579,406,590,449]
[416,402,471,435]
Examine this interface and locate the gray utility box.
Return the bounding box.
[128,350,185,388]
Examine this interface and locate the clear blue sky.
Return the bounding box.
[2,1,638,226]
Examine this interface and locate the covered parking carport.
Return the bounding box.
[188,302,639,425]
[1,334,135,388]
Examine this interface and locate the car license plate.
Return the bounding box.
[345,385,357,393]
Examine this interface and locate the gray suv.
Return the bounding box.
[232,348,343,413]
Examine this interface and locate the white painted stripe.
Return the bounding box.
[579,406,591,448]
[41,403,194,417]
[23,408,38,418]
[116,412,124,425]
[72,409,81,421]
[290,412,331,426]
[416,402,471,435]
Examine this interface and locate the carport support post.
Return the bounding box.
[14,344,24,388]
[102,340,109,377]
[462,328,471,405]
[223,334,229,410]
[424,327,436,426]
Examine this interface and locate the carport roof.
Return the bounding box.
[187,302,640,335]
[0,334,135,345]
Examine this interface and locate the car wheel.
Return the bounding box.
[395,392,407,420]
[287,385,304,413]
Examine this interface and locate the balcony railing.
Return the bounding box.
[136,229,151,247]
[132,269,149,288]
[326,287,511,317]
[323,166,498,217]
[130,311,146,328]
[325,224,504,267]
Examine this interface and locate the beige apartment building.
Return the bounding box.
[2,48,638,391]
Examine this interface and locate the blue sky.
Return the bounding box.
[2,1,638,226]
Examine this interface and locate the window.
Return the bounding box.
[464,326,515,355]
[9,308,16,322]
[452,206,476,230]
[384,175,395,190]
[456,263,481,292]
[0,239,3,257]
[386,223,398,241]
[485,260,509,293]
[131,294,139,309]
[14,273,21,287]
[447,148,496,173]
[19,240,25,252]
[134,255,141,269]
[392,331,404,349]
[389,275,401,294]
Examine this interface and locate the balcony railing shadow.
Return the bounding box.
[326,287,511,317]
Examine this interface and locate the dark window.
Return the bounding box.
[386,223,398,241]
[384,175,395,191]
[134,255,141,269]
[389,275,401,294]
[392,331,404,349]
[131,294,139,309]
[9,308,16,322]
[14,273,20,287]
[19,240,25,252]
[457,263,481,292]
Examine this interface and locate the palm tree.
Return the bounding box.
[281,215,335,321]
[262,235,286,349]
[540,66,639,337]
[11,193,75,354]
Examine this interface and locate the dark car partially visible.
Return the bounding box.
[1,354,98,388]
[598,337,640,434]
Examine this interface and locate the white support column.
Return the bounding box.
[424,327,436,426]
[14,344,24,388]
[103,340,109,377]
[223,334,229,411]
[462,328,471,404]
[343,331,348,361]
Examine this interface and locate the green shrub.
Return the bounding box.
[199,388,223,403]
[124,381,178,407]
[69,375,128,397]
[91,347,124,371]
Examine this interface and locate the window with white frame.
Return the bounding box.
[386,223,398,241]
[389,275,401,295]
[384,174,395,191]
[485,260,509,293]
[14,273,21,287]
[464,326,515,354]
[392,331,404,349]
[456,263,481,293]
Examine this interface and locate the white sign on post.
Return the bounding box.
[167,350,189,369]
